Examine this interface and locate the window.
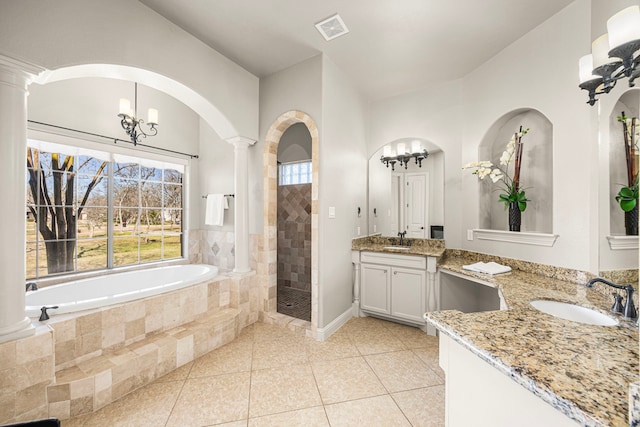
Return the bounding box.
[279,160,312,185]
[26,139,184,279]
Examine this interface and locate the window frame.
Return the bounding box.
[278,160,312,186]
[26,132,188,279]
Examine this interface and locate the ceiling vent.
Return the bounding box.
[315,13,349,41]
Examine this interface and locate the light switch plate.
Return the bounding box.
[357,226,361,235]
[467,229,474,241]
[329,207,336,218]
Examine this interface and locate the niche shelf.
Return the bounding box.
[472,229,559,247]
[477,108,554,234]
[606,235,639,250]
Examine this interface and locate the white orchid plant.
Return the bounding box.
[463,126,530,212]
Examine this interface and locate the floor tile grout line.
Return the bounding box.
[162,362,194,427]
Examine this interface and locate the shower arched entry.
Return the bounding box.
[263,111,319,334]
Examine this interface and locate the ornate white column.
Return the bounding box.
[226,136,256,273]
[0,54,44,343]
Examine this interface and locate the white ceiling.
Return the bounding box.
[140,0,574,101]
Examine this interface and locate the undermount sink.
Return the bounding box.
[530,300,619,326]
[383,246,411,251]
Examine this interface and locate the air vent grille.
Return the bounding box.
[315,14,349,41]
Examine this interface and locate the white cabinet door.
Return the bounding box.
[391,267,426,323]
[361,264,390,315]
[405,173,428,238]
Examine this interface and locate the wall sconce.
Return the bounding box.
[579,6,640,106]
[380,140,429,170]
[118,82,159,145]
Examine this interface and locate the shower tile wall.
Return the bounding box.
[277,184,312,292]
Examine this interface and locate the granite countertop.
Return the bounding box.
[426,256,639,427]
[351,235,446,257]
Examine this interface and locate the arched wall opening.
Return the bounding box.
[263,111,319,333]
[34,64,238,140]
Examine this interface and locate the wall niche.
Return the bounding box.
[608,89,640,236]
[478,108,553,233]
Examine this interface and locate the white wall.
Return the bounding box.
[593,0,640,271]
[461,0,595,271]
[0,0,259,141]
[278,123,312,163]
[319,56,368,327]
[198,120,235,231]
[254,55,323,234]
[27,77,203,232]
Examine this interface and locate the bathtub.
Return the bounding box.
[25,264,219,318]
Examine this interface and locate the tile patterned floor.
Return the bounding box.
[62,317,445,427]
[277,286,311,321]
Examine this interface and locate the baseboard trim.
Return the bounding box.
[316,307,353,341]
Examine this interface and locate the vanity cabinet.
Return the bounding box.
[356,251,436,328]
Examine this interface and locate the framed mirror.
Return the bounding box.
[368,138,444,239]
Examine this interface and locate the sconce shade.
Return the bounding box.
[397,143,406,155]
[592,34,611,68]
[579,55,599,83]
[607,6,640,49]
[383,145,392,157]
[148,108,159,125]
[119,98,131,115]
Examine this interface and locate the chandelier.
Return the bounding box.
[118,83,159,145]
[578,5,640,106]
[380,141,429,171]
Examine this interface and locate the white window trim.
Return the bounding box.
[26,130,188,278]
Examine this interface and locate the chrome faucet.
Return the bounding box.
[397,231,407,246]
[586,277,637,320]
[25,282,38,292]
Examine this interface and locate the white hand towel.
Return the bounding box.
[462,261,511,275]
[205,194,228,226]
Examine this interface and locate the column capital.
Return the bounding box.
[0,53,45,87]
[226,135,256,148]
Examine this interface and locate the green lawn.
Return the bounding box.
[26,219,182,278]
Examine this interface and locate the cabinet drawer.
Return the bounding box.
[361,251,426,269]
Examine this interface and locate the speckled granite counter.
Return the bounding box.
[426,254,639,427]
[351,235,446,257]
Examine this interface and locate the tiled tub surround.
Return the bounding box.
[188,229,236,271]
[351,235,446,257]
[0,270,261,424]
[425,254,639,427]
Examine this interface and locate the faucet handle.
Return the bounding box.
[612,292,624,314]
[624,286,637,320]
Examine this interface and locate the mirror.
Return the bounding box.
[368,138,444,239]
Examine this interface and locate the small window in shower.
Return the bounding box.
[279,161,312,186]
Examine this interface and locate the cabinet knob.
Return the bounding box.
[394,271,397,275]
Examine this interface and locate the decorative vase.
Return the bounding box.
[624,204,639,236]
[508,202,521,232]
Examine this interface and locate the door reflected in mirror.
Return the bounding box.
[369,140,444,239]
